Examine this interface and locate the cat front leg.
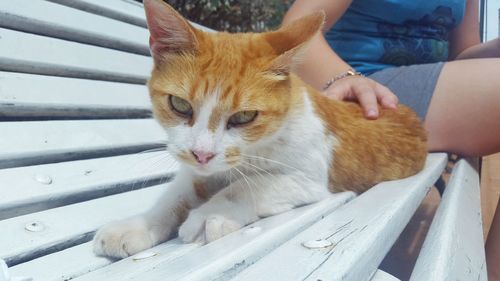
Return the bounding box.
[178,172,328,244]
[93,167,210,258]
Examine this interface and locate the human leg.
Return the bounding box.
[368,62,444,120]
[424,58,500,156]
[425,58,500,279]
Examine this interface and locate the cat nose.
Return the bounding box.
[191,150,215,164]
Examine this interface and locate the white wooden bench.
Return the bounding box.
[0,1,487,280]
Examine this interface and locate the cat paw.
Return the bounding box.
[178,211,243,244]
[93,217,155,259]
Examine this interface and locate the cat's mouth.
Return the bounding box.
[190,164,214,176]
[186,161,231,176]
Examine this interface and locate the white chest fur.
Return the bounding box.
[230,88,336,192]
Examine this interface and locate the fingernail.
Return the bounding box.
[367,109,377,118]
[388,103,397,109]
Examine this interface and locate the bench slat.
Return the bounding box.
[0,102,152,121]
[0,72,151,120]
[0,152,175,220]
[10,240,196,281]
[230,153,447,281]
[0,184,166,266]
[47,0,215,34]
[0,28,151,84]
[410,159,487,281]
[371,270,400,281]
[0,119,165,169]
[11,243,399,281]
[47,0,148,28]
[69,193,354,281]
[10,242,112,281]
[0,72,150,108]
[0,0,149,55]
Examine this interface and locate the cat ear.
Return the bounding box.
[143,0,199,62]
[263,11,325,77]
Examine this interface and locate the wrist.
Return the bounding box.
[322,68,363,91]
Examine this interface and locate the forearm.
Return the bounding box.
[454,38,500,60]
[293,34,352,89]
[282,0,353,90]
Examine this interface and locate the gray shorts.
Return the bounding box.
[367,62,444,119]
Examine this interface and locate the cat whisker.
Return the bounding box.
[239,161,280,191]
[125,152,177,190]
[125,151,175,175]
[82,148,174,193]
[240,156,319,186]
[240,161,275,178]
[134,154,176,188]
[120,146,172,179]
[147,140,170,145]
[233,166,258,212]
[228,169,234,200]
[240,154,302,174]
[135,147,168,155]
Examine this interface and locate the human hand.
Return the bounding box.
[323,76,398,119]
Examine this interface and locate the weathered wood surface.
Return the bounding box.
[6,194,353,281]
[230,154,447,281]
[0,28,151,84]
[47,0,214,33]
[410,159,487,281]
[0,119,165,169]
[0,72,151,110]
[10,242,114,281]
[24,154,443,281]
[47,0,148,28]
[0,0,150,55]
[371,270,400,281]
[69,193,354,281]
[0,152,175,220]
[0,184,167,267]
[0,70,152,121]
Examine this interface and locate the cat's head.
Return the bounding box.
[144,0,324,175]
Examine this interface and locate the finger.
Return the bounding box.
[353,85,379,119]
[324,83,349,100]
[375,84,398,109]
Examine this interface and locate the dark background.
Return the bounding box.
[135,0,292,32]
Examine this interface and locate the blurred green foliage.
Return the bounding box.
[162,0,293,32]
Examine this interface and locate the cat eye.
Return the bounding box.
[227,111,258,128]
[169,95,193,117]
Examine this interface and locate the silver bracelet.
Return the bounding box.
[322,69,363,91]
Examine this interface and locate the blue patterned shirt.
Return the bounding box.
[325,0,466,75]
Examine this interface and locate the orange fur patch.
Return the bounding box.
[147,25,304,143]
[208,106,223,132]
[224,147,241,166]
[172,199,190,223]
[193,180,209,200]
[301,78,427,193]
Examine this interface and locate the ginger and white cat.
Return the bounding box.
[93,0,427,258]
